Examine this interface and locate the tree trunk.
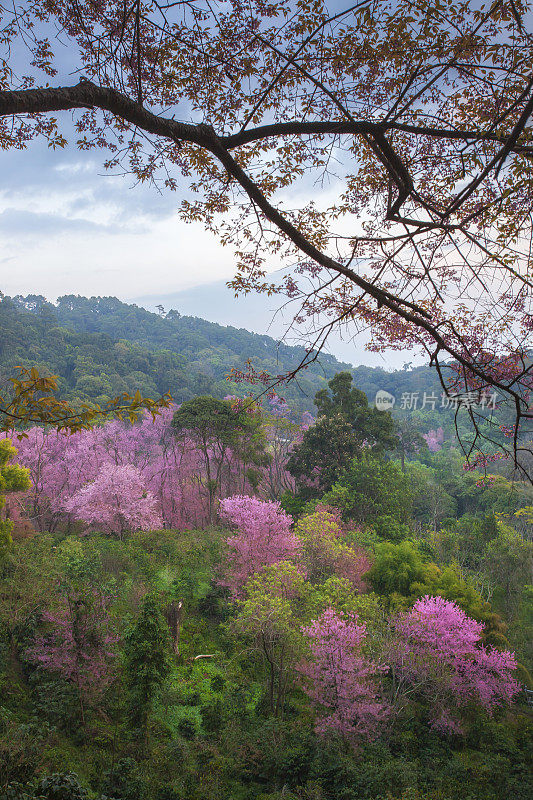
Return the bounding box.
[164,600,183,657]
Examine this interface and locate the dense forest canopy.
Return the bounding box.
[0,292,445,412]
[1,0,533,461]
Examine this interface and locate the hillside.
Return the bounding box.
[0,293,443,412]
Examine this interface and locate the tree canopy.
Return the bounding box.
[1,1,533,463]
[287,374,398,497]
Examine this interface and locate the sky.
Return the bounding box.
[0,0,423,371]
[0,141,236,298]
[0,135,418,369]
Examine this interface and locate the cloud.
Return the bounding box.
[0,208,121,237]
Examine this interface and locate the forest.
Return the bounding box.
[0,293,455,413]
[0,293,357,411]
[0,371,532,800]
[2,0,533,798]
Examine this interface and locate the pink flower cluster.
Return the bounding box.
[5,407,274,534]
[218,495,299,596]
[423,427,444,452]
[392,596,520,732]
[299,607,390,743]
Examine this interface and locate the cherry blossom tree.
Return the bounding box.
[25,589,117,724]
[10,427,99,532]
[423,428,445,453]
[63,463,163,538]
[299,607,389,746]
[389,595,521,733]
[8,408,232,532]
[218,495,299,597]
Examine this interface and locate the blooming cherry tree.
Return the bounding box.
[391,595,520,733]
[26,590,116,724]
[64,463,163,538]
[299,607,389,746]
[218,495,299,597]
[423,428,445,453]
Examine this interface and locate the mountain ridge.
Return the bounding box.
[0,292,442,413]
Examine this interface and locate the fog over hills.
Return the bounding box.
[133,278,419,371]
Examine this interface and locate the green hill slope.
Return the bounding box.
[0,293,367,409]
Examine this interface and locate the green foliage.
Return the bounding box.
[366,540,427,598]
[314,372,398,453]
[405,460,457,528]
[172,396,242,444]
[0,295,358,412]
[123,593,172,734]
[482,526,533,610]
[0,440,31,565]
[288,374,398,498]
[371,515,411,543]
[325,452,413,523]
[287,414,360,498]
[101,758,145,800]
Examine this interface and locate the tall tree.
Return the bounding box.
[1,2,533,465]
[288,374,398,497]
[287,414,360,498]
[123,593,171,745]
[315,373,398,452]
[172,396,267,524]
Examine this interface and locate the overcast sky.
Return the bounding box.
[0,138,240,297]
[0,123,414,369]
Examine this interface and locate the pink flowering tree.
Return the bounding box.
[63,463,163,538]
[8,406,258,534]
[299,607,390,747]
[7,427,99,532]
[423,427,445,453]
[25,589,117,724]
[218,495,299,597]
[8,398,303,534]
[389,595,520,733]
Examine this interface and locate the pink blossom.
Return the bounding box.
[218,495,299,596]
[299,607,389,745]
[391,596,520,732]
[423,427,444,452]
[63,463,163,537]
[25,590,117,715]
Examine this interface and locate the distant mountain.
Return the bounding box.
[133,279,413,369]
[0,293,444,415]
